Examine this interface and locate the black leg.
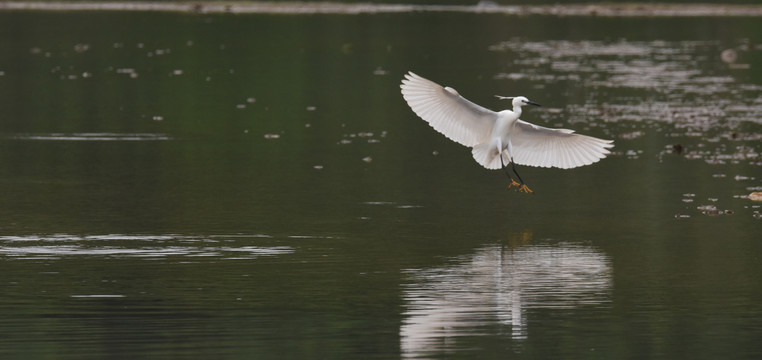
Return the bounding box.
[510,158,525,184]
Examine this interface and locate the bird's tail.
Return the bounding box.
[472,142,502,170]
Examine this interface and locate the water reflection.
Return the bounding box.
[401,232,611,358]
[0,234,293,260]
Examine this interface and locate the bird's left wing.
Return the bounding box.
[401,72,497,147]
[510,120,614,169]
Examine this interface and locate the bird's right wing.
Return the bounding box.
[401,71,497,147]
[510,120,614,169]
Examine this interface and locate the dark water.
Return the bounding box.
[1,9,761,359]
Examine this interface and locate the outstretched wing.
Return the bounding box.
[510,120,614,169]
[400,71,497,147]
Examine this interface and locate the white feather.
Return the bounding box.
[510,120,613,169]
[400,72,496,147]
[400,71,613,170]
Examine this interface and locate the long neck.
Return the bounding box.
[512,104,523,117]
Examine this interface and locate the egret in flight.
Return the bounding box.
[400,71,613,194]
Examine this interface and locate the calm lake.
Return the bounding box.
[1,6,761,359]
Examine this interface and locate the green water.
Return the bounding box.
[1,9,761,359]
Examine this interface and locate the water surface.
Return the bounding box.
[1,9,761,359]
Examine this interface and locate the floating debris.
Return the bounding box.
[624,149,642,159]
[362,156,373,163]
[306,106,317,111]
[619,131,645,140]
[673,144,684,154]
[116,68,139,78]
[338,130,385,145]
[313,165,324,170]
[697,204,717,212]
[490,38,762,169]
[723,48,752,70]
[696,204,734,216]
[73,43,90,53]
[721,49,737,63]
[749,192,762,201]
[702,209,723,216]
[264,134,280,139]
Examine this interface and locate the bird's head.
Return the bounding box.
[495,95,541,108]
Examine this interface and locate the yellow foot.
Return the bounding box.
[508,179,522,189]
[518,184,534,194]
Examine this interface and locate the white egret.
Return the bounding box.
[400,71,613,194]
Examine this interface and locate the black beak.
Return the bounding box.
[526,101,541,107]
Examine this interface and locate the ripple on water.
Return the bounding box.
[5,133,172,141]
[0,234,294,260]
[490,39,762,170]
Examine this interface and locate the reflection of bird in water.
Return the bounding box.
[400,72,613,194]
[400,240,613,357]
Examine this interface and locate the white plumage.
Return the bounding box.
[400,71,613,172]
